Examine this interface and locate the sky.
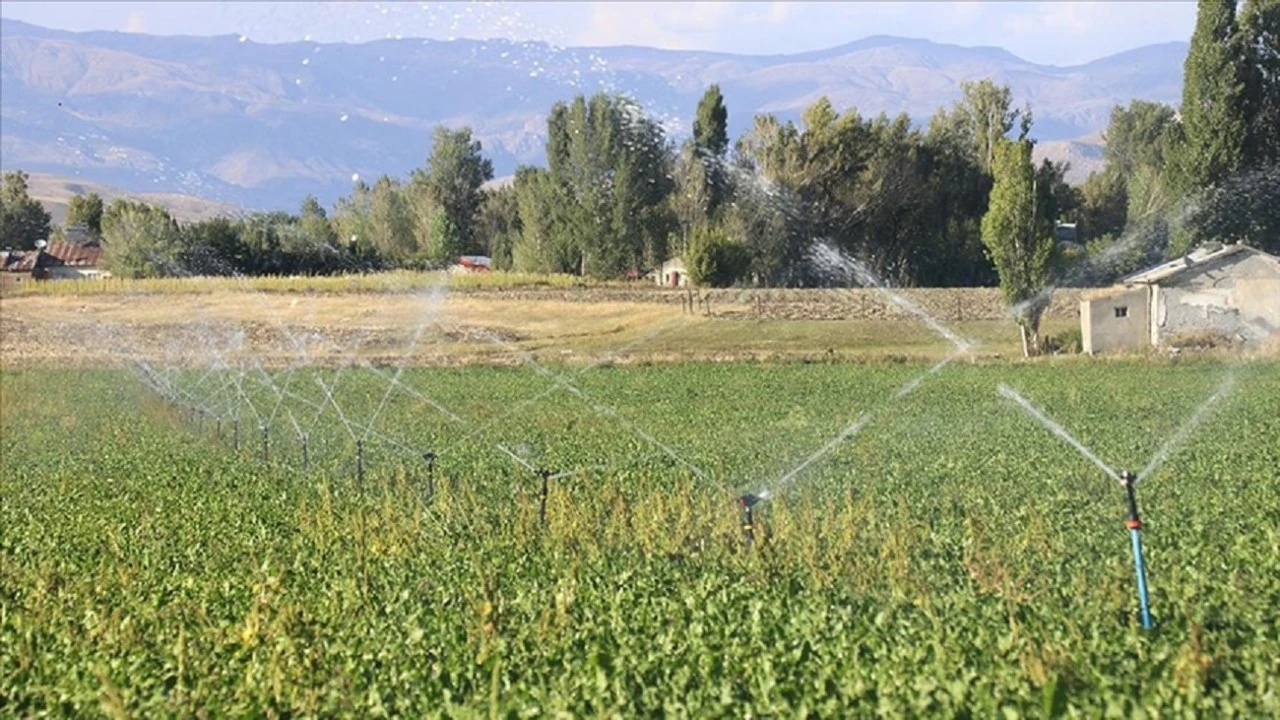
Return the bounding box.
[0,1,1198,66]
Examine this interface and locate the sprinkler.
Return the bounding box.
[1120,471,1154,630]
[537,469,551,526]
[356,439,364,487]
[422,451,436,498]
[737,493,764,547]
[233,418,240,451]
[301,433,309,471]
[260,424,269,462]
[216,417,222,441]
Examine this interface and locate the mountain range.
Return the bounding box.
[0,17,1187,213]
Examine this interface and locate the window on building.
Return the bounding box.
[1114,306,1129,318]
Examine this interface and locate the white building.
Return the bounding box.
[1081,243,1280,354]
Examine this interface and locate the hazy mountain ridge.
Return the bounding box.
[0,18,1184,211]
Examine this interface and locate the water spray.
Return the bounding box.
[1120,470,1154,630]
[998,384,1168,630]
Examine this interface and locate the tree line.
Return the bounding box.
[2,0,1274,304]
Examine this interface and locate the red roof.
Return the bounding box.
[0,243,103,273]
[0,250,39,272]
[42,242,103,267]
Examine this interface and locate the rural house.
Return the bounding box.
[39,242,107,280]
[1080,243,1280,354]
[657,257,688,287]
[0,242,108,289]
[0,249,41,289]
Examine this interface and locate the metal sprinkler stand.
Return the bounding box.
[537,469,551,526]
[737,493,764,547]
[422,451,437,498]
[356,439,365,488]
[260,424,269,462]
[1121,471,1154,630]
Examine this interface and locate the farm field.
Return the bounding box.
[3,358,1279,716]
[0,284,1082,368]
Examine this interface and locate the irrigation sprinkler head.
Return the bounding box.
[1117,468,1153,630]
[737,493,763,547]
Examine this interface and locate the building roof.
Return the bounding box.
[0,242,103,272]
[0,250,39,272]
[1118,243,1278,286]
[42,241,103,267]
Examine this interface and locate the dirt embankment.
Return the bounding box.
[447,286,1085,321]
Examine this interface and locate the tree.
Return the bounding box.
[685,222,749,287]
[1078,170,1129,243]
[299,195,338,248]
[101,200,180,278]
[420,126,494,256]
[538,93,674,278]
[425,210,464,266]
[1241,0,1280,164]
[66,192,105,237]
[980,139,1056,356]
[956,80,1025,173]
[669,140,713,258]
[0,170,53,250]
[1174,0,1250,194]
[1101,101,1178,183]
[693,84,729,159]
[692,84,730,217]
[475,185,521,270]
[511,166,576,274]
[179,217,247,275]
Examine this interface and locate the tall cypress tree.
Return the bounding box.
[692,85,729,217]
[1241,0,1280,164]
[980,139,1055,357]
[1175,0,1250,193]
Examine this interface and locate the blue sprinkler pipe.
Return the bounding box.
[1121,471,1153,630]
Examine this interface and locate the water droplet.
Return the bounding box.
[351,174,360,183]
[340,113,349,122]
[238,35,248,43]
[301,58,310,65]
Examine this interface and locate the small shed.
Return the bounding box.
[0,250,39,289]
[658,257,687,287]
[1081,243,1280,354]
[40,241,106,280]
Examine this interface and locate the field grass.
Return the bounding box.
[1,270,603,297]
[1,287,1081,369]
[3,358,1278,716]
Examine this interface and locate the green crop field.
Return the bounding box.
[3,359,1279,716]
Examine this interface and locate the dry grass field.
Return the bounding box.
[1,283,1080,368]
